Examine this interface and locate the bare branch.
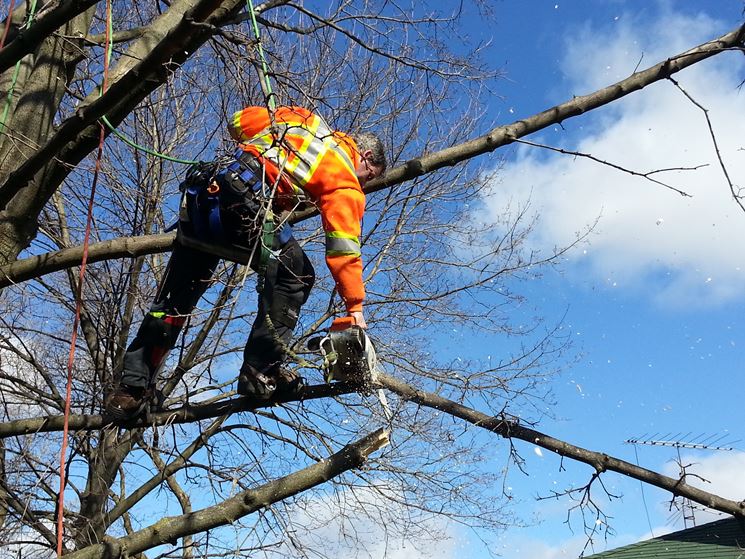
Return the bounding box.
[378,373,745,519]
[668,76,745,211]
[63,428,389,559]
[513,138,702,197]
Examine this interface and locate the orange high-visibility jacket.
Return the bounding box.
[228,106,366,313]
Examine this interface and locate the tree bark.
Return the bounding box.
[0,0,103,75]
[0,8,96,264]
[0,0,250,264]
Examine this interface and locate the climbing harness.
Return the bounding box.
[175,0,285,292]
[175,148,289,282]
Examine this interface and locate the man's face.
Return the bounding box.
[355,149,384,187]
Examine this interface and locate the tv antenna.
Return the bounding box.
[625,432,739,529]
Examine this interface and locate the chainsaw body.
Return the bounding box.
[314,319,378,386]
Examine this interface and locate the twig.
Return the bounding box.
[513,138,698,197]
[668,76,744,212]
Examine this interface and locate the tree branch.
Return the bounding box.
[377,373,745,519]
[513,137,703,197]
[0,381,358,438]
[668,76,745,211]
[0,0,103,75]
[63,428,389,559]
[0,232,176,289]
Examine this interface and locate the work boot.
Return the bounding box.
[105,385,149,421]
[275,367,305,399]
[237,365,277,401]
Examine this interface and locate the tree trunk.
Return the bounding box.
[0,8,96,264]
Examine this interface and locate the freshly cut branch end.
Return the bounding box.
[350,427,390,458]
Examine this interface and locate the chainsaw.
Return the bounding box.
[308,317,392,420]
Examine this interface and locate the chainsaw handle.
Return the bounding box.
[349,310,367,329]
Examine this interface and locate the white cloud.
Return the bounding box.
[268,485,461,559]
[483,11,745,307]
[0,338,51,418]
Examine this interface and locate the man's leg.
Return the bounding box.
[107,243,219,417]
[239,237,315,398]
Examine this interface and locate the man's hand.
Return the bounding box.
[350,311,367,329]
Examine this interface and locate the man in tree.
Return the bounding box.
[105,106,386,419]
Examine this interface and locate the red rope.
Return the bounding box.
[0,0,16,50]
[56,0,111,554]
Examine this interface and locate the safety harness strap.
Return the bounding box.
[256,209,276,294]
[178,153,282,295]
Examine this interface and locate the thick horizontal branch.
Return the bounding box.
[377,373,745,519]
[0,0,103,75]
[0,381,358,438]
[0,232,175,288]
[364,23,745,193]
[64,428,389,559]
[3,24,744,287]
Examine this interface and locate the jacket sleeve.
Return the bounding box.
[318,187,366,313]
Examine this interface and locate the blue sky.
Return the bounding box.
[460,1,745,557]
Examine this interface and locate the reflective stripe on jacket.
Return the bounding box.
[228,106,366,313]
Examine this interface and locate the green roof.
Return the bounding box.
[586,517,745,558]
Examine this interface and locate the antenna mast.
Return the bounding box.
[625,432,738,529]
